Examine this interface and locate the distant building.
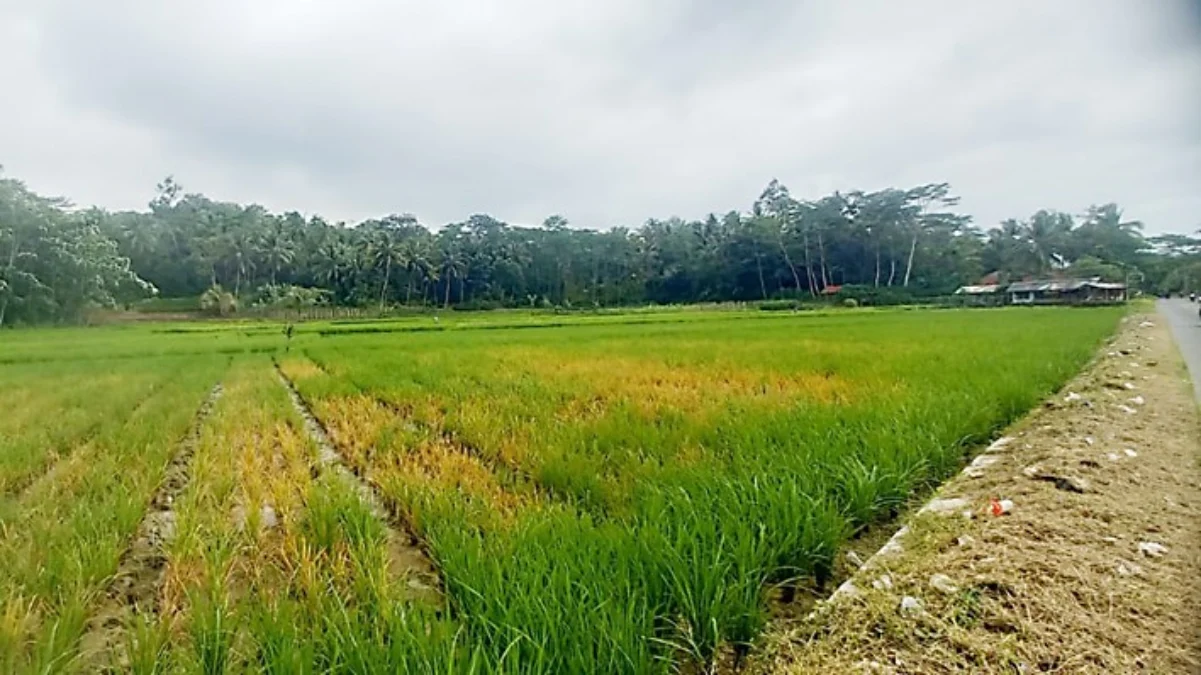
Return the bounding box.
[1007,279,1126,305]
[953,284,1004,305]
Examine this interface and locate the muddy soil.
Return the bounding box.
[757,313,1201,674]
[79,383,224,669]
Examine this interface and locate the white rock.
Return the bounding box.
[899,596,924,617]
[1138,542,1168,558]
[970,454,1000,469]
[260,504,279,529]
[929,573,959,595]
[1118,405,1138,415]
[231,505,247,530]
[1106,452,1121,462]
[1116,561,1143,576]
[1021,464,1043,478]
[872,574,894,591]
[1139,321,1155,328]
[1124,449,1138,458]
[830,579,862,601]
[1084,436,1096,446]
[921,497,971,515]
[956,534,976,547]
[878,527,909,557]
[986,437,1014,453]
[1128,395,1145,406]
[846,550,865,568]
[1123,382,1136,390]
[964,454,999,478]
[1064,392,1083,402]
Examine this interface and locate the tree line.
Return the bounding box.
[1,167,1197,326]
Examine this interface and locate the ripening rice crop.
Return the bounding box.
[284,306,1122,671]
[0,306,1122,673]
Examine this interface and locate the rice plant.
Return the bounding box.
[0,306,1122,673]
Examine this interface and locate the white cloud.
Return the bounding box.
[1,0,1198,231]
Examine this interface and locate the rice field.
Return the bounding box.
[0,306,1122,673]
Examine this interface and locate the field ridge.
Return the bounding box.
[758,313,1201,673]
[79,382,225,668]
[273,361,442,603]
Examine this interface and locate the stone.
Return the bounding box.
[1138,542,1168,558]
[929,573,959,595]
[920,497,971,515]
[899,596,924,617]
[1116,561,1143,577]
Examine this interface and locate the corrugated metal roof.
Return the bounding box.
[954,284,1001,294]
[1008,278,1125,293]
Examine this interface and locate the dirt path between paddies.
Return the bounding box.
[273,363,442,603]
[756,313,1201,674]
[81,384,223,669]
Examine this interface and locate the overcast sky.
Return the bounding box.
[1,1,1199,233]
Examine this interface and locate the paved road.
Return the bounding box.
[1157,299,1201,400]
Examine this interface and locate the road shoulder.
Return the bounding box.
[758,314,1201,674]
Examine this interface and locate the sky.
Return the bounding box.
[1,1,1199,233]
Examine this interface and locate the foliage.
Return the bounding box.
[0,171,153,326]
[2,166,1189,326]
[250,284,332,309]
[757,299,802,312]
[1141,233,1201,294]
[198,285,238,316]
[1065,255,1126,283]
[834,284,919,306]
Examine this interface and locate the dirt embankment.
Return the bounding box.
[81,384,224,668]
[274,363,441,602]
[759,314,1201,674]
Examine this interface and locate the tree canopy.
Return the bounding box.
[0,165,1192,326]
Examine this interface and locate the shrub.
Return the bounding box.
[199,285,238,316]
[842,298,859,308]
[757,299,799,312]
[251,284,331,309]
[834,284,923,307]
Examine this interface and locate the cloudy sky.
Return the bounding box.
[1,1,1199,233]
